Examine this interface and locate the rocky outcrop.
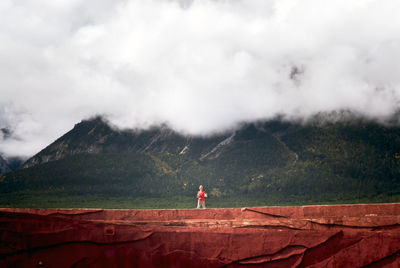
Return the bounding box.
[1,203,400,267]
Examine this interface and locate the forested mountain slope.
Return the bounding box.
[2,116,400,206]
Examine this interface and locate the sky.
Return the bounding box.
[1,0,400,158]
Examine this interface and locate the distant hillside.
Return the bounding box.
[0,155,10,174]
[2,116,400,207]
[0,155,24,175]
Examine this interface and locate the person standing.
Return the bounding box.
[197,185,207,209]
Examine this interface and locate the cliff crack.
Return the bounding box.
[0,232,154,258]
[299,231,363,267]
[362,249,400,267]
[241,207,288,218]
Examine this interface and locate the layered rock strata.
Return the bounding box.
[1,203,400,267]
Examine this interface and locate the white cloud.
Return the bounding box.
[0,0,400,157]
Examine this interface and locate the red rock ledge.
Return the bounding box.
[1,203,400,267]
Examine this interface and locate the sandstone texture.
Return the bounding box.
[1,203,400,267]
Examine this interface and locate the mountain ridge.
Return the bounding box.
[23,116,288,168]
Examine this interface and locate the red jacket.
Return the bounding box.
[198,191,205,201]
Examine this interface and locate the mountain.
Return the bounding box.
[2,116,400,207]
[0,155,11,174]
[0,155,24,175]
[23,116,241,168]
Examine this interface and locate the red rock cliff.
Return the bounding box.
[1,203,400,267]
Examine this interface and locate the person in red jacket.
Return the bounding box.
[197,185,207,209]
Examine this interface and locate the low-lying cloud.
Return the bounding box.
[1,0,400,157]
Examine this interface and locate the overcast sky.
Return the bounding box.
[1,0,400,158]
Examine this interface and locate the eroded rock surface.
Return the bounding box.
[1,204,400,267]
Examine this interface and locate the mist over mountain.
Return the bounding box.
[0,128,25,174]
[1,0,400,158]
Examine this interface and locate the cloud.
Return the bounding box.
[0,0,400,157]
